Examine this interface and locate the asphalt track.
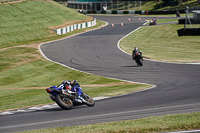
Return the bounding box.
[1,15,200,133]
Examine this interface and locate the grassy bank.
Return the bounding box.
[0,0,91,49]
[0,0,151,112]
[120,23,200,63]
[22,112,200,133]
[141,0,199,11]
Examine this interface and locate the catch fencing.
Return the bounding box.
[67,1,142,11]
[178,6,200,28]
[177,6,200,36]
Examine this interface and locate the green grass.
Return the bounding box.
[158,0,199,11]
[141,0,199,11]
[156,19,178,23]
[21,112,200,133]
[0,84,151,111]
[0,89,51,110]
[0,0,89,49]
[120,24,200,63]
[140,13,194,17]
[146,18,179,25]
[0,45,151,111]
[141,0,164,11]
[82,84,150,97]
[0,47,121,89]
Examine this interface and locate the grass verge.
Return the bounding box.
[0,45,152,111]
[0,83,151,111]
[21,112,200,133]
[155,19,178,24]
[145,18,179,25]
[120,23,200,63]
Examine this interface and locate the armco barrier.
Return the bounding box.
[55,19,96,35]
[146,9,185,15]
[178,19,200,24]
[82,10,143,14]
[177,28,200,36]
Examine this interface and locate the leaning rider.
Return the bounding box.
[58,80,78,98]
[152,17,157,24]
[132,47,142,60]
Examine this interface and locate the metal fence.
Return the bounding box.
[177,6,200,36]
[184,6,200,28]
[67,1,142,11]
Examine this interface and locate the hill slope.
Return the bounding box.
[142,0,199,11]
[0,0,92,48]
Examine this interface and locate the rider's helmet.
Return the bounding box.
[134,47,138,51]
[64,80,72,90]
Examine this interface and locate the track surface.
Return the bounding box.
[1,15,200,132]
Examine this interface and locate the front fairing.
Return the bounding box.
[74,86,83,96]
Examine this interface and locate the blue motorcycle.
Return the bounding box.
[46,81,95,110]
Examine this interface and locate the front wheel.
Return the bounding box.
[82,93,95,107]
[55,94,74,110]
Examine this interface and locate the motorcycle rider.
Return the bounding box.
[58,80,79,99]
[132,47,142,60]
[152,17,157,24]
[176,10,180,17]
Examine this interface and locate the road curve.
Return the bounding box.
[1,15,200,133]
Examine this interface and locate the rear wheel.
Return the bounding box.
[139,59,143,66]
[135,60,139,66]
[55,94,74,110]
[82,93,95,107]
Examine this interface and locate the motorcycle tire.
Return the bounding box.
[55,94,74,110]
[82,93,95,107]
[139,59,143,66]
[49,94,56,102]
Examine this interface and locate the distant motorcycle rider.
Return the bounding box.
[149,17,157,25]
[176,10,180,17]
[132,47,142,60]
[152,17,157,24]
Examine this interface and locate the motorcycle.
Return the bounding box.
[176,11,180,17]
[149,20,157,25]
[46,81,95,110]
[133,51,143,66]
